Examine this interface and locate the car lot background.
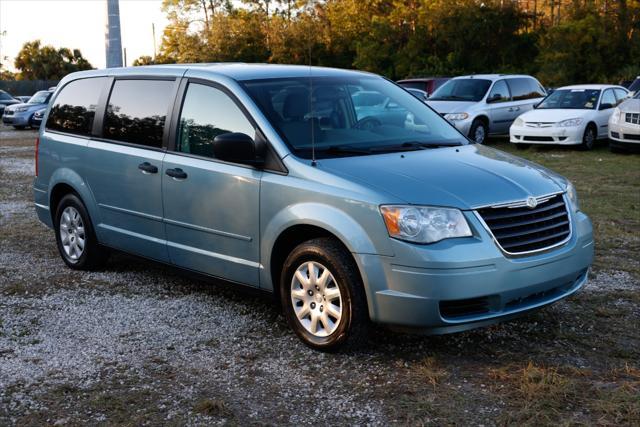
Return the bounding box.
[0,124,638,425]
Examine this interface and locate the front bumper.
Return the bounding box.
[356,209,594,333]
[609,120,640,148]
[449,118,472,136]
[510,124,583,145]
[2,112,31,126]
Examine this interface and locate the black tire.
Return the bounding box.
[516,143,531,150]
[468,119,488,144]
[580,124,597,150]
[280,237,369,351]
[54,193,108,270]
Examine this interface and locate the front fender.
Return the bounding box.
[260,202,391,291]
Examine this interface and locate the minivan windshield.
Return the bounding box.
[537,89,600,110]
[242,75,467,159]
[28,91,51,104]
[428,78,492,102]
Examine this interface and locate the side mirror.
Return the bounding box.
[486,94,502,104]
[213,132,263,166]
[599,103,613,110]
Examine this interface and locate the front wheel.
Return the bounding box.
[469,119,488,144]
[580,124,597,150]
[54,193,108,270]
[280,238,369,351]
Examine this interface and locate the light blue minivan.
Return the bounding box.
[34,64,594,350]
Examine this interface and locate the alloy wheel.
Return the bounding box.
[290,261,343,337]
[59,206,85,261]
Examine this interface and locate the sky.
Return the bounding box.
[0,0,168,71]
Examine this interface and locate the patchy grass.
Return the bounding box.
[0,127,638,425]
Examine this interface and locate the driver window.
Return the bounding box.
[178,83,255,158]
[600,89,616,109]
[488,80,510,103]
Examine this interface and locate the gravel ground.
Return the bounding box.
[1,125,638,425]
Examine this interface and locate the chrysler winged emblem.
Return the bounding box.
[526,196,538,209]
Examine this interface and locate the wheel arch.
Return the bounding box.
[48,169,100,228]
[261,203,381,304]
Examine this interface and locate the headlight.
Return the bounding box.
[610,107,621,124]
[513,117,524,127]
[566,182,579,212]
[15,106,28,112]
[557,118,583,127]
[380,205,472,243]
[444,112,469,121]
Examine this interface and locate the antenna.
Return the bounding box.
[307,1,316,167]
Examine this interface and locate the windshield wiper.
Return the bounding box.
[318,145,372,156]
[368,142,424,153]
[430,95,468,101]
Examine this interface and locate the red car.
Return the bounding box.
[397,77,450,96]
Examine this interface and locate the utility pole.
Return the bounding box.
[105,0,123,68]
[152,23,157,60]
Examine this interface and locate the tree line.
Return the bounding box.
[149,0,639,86]
[2,1,638,87]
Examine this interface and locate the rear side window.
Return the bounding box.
[507,78,545,101]
[104,79,175,148]
[46,78,106,136]
[177,83,255,158]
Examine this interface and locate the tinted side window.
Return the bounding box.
[177,83,255,158]
[45,78,106,136]
[526,78,546,98]
[507,78,542,101]
[104,79,175,148]
[487,80,510,102]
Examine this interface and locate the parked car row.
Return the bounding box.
[397,73,638,152]
[1,89,54,129]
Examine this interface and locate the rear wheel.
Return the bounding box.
[469,119,488,144]
[54,193,108,270]
[280,238,369,351]
[580,124,597,150]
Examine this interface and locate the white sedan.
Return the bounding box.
[510,84,629,150]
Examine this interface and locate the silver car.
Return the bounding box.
[426,74,547,144]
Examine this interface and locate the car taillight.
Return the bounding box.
[35,136,39,177]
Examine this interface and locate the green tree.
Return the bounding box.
[133,55,156,66]
[14,40,92,80]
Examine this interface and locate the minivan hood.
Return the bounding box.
[320,145,566,209]
[519,108,591,123]
[425,100,477,114]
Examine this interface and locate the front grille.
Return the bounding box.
[525,122,554,128]
[523,136,554,141]
[625,113,640,125]
[477,193,570,255]
[623,133,640,141]
[440,296,490,318]
[4,110,13,116]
